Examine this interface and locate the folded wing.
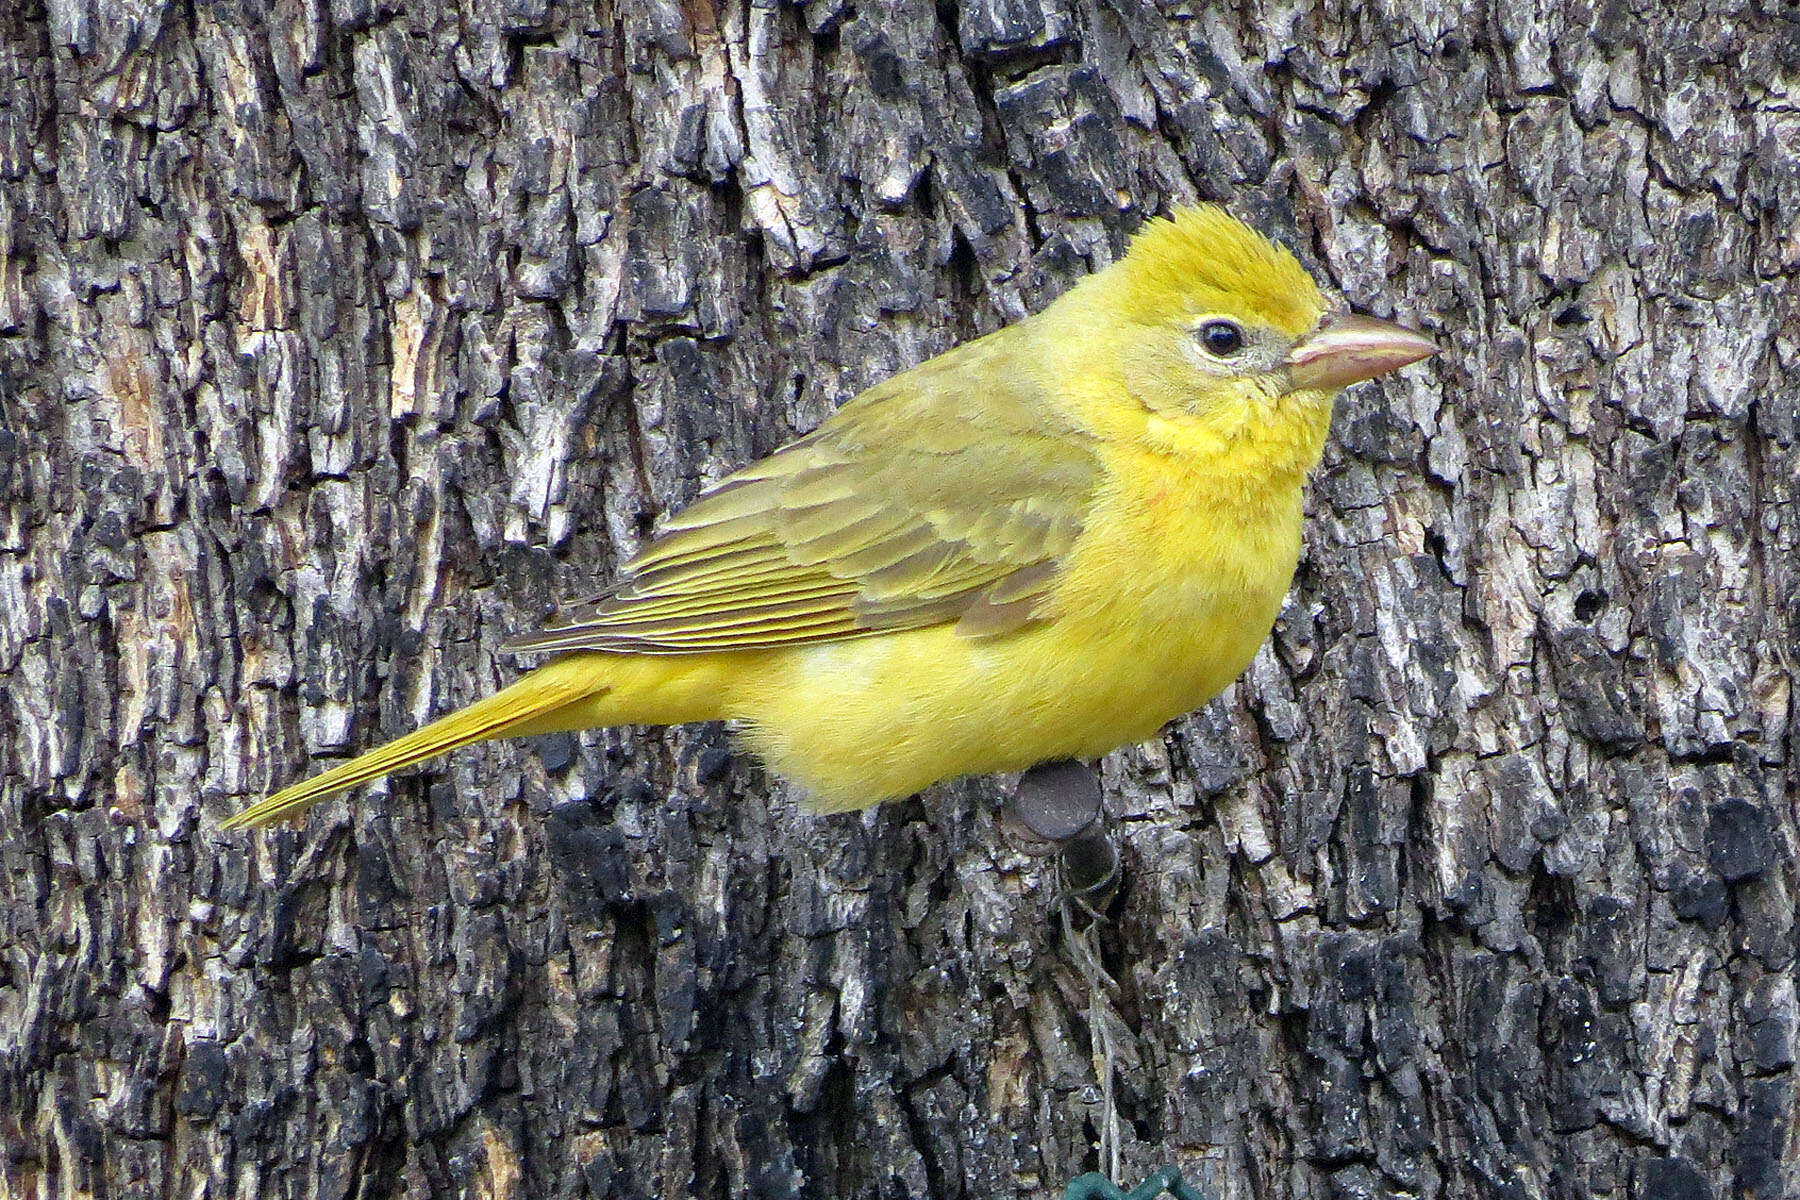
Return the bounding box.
[503,332,1100,655]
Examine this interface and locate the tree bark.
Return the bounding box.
[3,2,1796,1198]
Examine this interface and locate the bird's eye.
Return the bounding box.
[1199,320,1246,357]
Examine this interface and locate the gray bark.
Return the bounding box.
[3,2,1796,1198]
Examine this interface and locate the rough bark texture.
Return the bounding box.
[3,1,1797,1198]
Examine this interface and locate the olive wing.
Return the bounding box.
[503,337,1100,655]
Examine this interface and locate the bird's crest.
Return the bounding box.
[1111,205,1325,338]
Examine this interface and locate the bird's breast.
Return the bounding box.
[1053,456,1306,711]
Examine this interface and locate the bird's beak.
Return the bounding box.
[1286,313,1437,391]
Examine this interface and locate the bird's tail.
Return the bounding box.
[221,657,605,830]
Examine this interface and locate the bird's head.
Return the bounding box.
[1096,205,1435,442]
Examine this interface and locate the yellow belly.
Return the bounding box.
[726,514,1298,810]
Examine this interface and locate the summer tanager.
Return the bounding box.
[223,205,1434,829]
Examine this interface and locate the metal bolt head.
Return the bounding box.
[1011,760,1103,842]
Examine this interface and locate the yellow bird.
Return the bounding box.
[223,206,1434,829]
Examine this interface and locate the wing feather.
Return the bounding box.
[503,326,1100,655]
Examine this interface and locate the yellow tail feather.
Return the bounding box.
[223,659,605,830]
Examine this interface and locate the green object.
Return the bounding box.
[1063,1167,1209,1200]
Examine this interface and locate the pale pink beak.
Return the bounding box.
[1286,312,1437,391]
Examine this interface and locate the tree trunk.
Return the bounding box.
[4,1,1796,1198]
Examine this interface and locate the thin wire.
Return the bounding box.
[1063,901,1122,1183]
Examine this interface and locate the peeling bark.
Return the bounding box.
[2,2,1797,1198]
